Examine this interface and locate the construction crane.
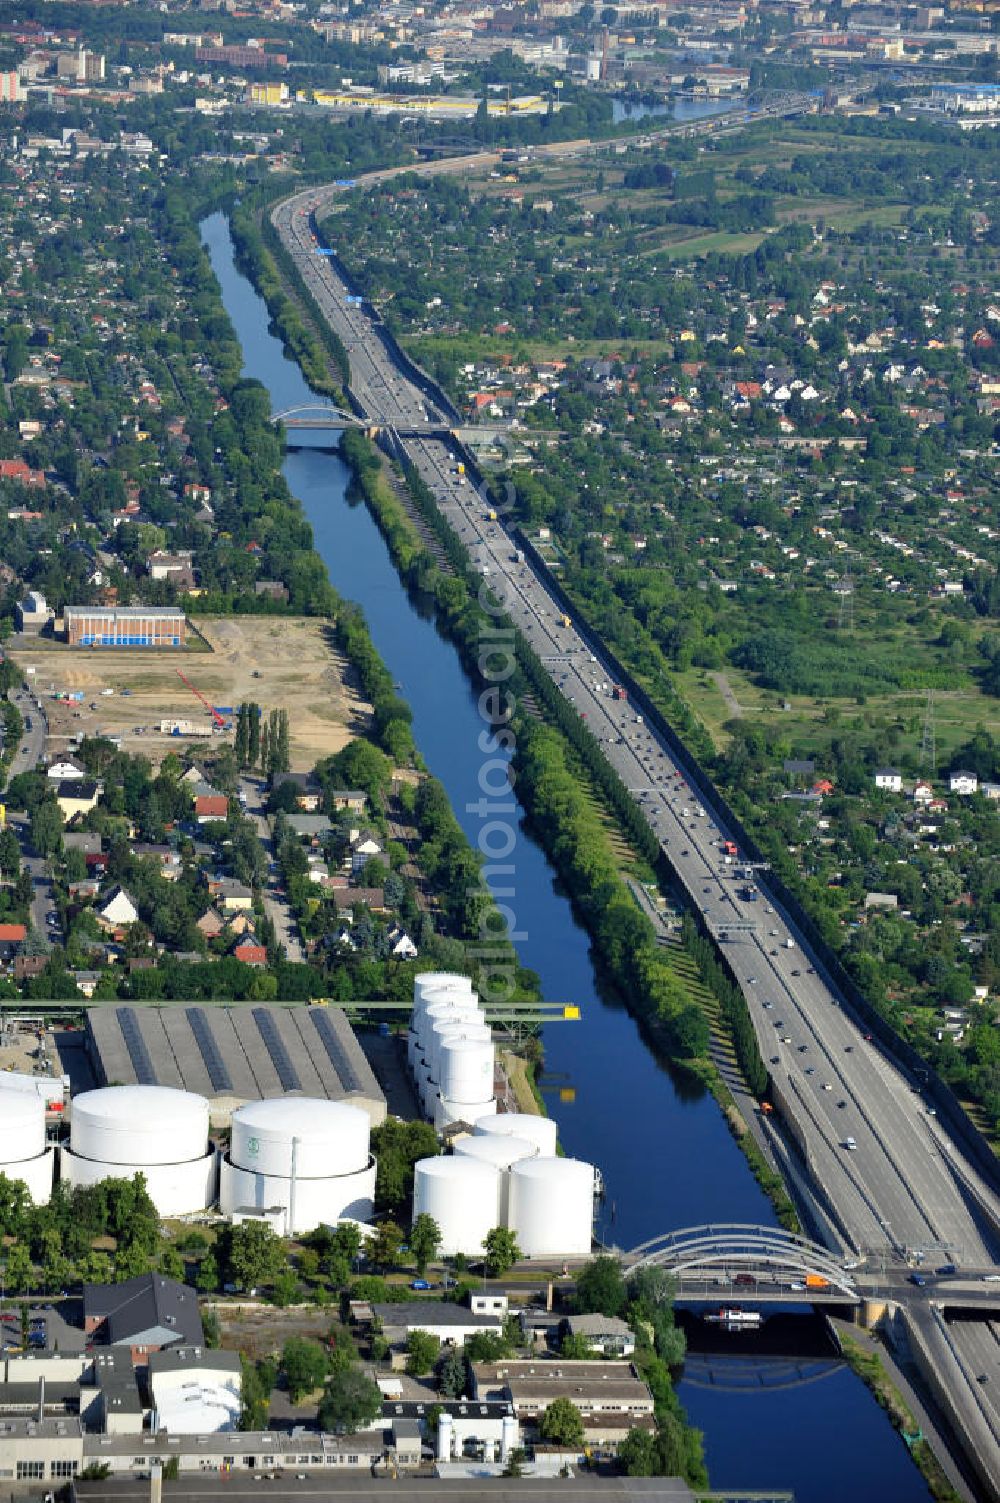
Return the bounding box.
[176,669,228,730]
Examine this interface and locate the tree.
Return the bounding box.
[538,1397,585,1449]
[4,1242,32,1294]
[437,1345,467,1399]
[409,1213,441,1276]
[405,1329,440,1376]
[574,1256,626,1317]
[281,1337,329,1401]
[483,1226,520,1278]
[370,1219,404,1272]
[619,1427,659,1476]
[226,1221,285,1290]
[196,1253,220,1294]
[317,1366,382,1435]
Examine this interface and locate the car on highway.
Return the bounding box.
[843,1136,857,1151]
[410,1279,432,1291]
[909,1273,928,1287]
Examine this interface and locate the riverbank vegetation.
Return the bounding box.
[838,1333,963,1503]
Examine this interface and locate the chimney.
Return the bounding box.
[150,1461,163,1503]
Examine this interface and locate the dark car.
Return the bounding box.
[909,1273,928,1286]
[936,1264,957,1277]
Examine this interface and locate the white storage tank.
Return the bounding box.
[507,1156,594,1258]
[230,1098,369,1178]
[70,1086,209,1165]
[414,973,474,1008]
[455,1134,537,1222]
[412,1155,499,1257]
[475,1112,558,1157]
[0,1092,54,1205]
[220,1096,375,1237]
[430,1020,491,1079]
[440,1037,494,1106]
[62,1085,215,1216]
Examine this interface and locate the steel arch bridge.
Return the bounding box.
[626,1223,859,1300]
[271,404,362,429]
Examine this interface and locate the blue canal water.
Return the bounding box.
[612,96,736,124]
[201,210,932,1503]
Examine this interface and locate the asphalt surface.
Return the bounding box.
[5,686,57,941]
[270,173,1000,1483]
[239,774,305,963]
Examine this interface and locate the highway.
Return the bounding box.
[271,168,1000,1491]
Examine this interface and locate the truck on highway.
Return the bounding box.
[559,613,571,628]
[723,840,738,858]
[805,1274,829,1290]
[785,937,796,949]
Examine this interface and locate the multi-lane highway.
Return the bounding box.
[271,170,1000,1489]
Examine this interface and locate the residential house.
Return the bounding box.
[56,779,100,822]
[328,790,367,814]
[195,908,225,940]
[209,878,253,913]
[559,1314,636,1359]
[232,940,267,968]
[0,922,27,959]
[350,833,384,875]
[96,887,139,930]
[46,757,85,781]
[271,771,321,812]
[949,770,978,796]
[874,768,902,793]
[194,793,228,823]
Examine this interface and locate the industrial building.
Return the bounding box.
[63,605,186,648]
[84,1004,386,1127]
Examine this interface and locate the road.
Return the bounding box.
[5,686,58,941]
[271,169,1000,1489]
[238,775,305,963]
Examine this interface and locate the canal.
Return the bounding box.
[201,210,932,1503]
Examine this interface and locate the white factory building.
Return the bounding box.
[219,1096,376,1236]
[60,1086,217,1216]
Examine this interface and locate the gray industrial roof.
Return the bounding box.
[85,1004,385,1125]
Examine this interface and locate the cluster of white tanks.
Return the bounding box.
[0,1092,55,1204]
[52,1085,375,1234]
[408,973,497,1130]
[412,1112,596,1260]
[219,1096,375,1237]
[60,1086,218,1218]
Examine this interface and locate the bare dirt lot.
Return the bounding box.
[9,617,368,771]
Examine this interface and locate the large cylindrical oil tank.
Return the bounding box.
[412,1155,499,1256]
[413,973,474,1009]
[439,1038,495,1106]
[0,1093,53,1205]
[229,1097,369,1178]
[0,1091,45,1163]
[70,1085,209,1166]
[62,1085,215,1216]
[507,1156,594,1258]
[430,1020,491,1080]
[475,1112,557,1157]
[455,1133,537,1222]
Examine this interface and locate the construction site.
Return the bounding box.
[7,617,367,768]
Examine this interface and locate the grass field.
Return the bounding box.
[675,663,1000,763]
[8,617,366,771]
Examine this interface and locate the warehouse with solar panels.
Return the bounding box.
[83,1005,386,1128]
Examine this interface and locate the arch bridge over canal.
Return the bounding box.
[626,1223,861,1305]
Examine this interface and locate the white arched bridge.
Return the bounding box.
[271,403,364,430]
[625,1224,860,1305]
